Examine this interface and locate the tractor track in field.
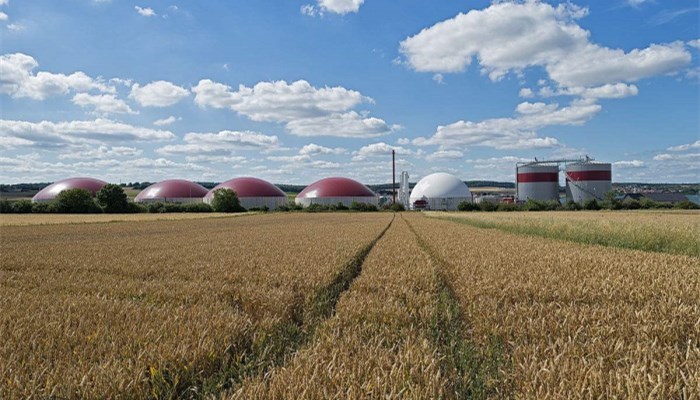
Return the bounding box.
[401,213,508,399]
[153,214,396,398]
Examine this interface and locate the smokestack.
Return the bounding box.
[392,149,396,204]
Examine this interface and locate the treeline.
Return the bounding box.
[458,196,699,213]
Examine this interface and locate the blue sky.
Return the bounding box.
[1,0,698,184]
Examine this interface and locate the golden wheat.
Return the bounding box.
[230,215,450,399]
[0,213,392,399]
[2,211,697,398]
[0,212,255,227]
[430,210,700,256]
[407,213,700,399]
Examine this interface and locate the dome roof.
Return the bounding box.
[410,172,471,201]
[204,177,286,201]
[296,177,376,199]
[134,179,208,202]
[32,177,107,202]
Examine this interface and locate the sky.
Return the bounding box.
[0,0,698,185]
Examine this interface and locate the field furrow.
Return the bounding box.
[0,213,392,399]
[231,214,452,398]
[406,213,700,399]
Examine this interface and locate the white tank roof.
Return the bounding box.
[410,172,471,201]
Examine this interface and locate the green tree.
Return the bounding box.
[210,188,244,212]
[97,184,129,213]
[12,200,33,213]
[55,188,101,213]
[583,199,601,210]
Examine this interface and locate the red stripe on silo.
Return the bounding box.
[517,172,558,183]
[566,171,611,181]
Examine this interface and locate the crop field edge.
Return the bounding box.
[428,214,700,258]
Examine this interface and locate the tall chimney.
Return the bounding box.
[392,149,396,204]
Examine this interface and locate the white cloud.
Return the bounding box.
[519,88,534,98]
[153,115,181,126]
[537,83,639,99]
[0,53,114,100]
[399,1,691,88]
[0,1,9,7]
[0,119,175,147]
[7,23,24,32]
[298,143,346,155]
[626,0,650,7]
[653,152,700,161]
[319,0,364,14]
[109,77,133,87]
[129,80,189,107]
[285,111,398,138]
[689,39,700,50]
[425,150,463,161]
[300,4,319,17]
[0,12,7,21]
[352,142,416,161]
[0,136,34,149]
[72,93,138,115]
[301,0,364,16]
[135,6,156,17]
[515,101,559,115]
[667,140,700,151]
[156,130,279,156]
[414,100,600,150]
[193,79,396,138]
[58,145,143,160]
[432,73,445,85]
[613,160,645,168]
[193,79,368,121]
[396,137,411,145]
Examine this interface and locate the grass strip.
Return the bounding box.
[403,214,509,399]
[432,215,699,257]
[147,214,396,398]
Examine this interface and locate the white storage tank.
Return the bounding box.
[516,164,559,202]
[409,172,471,211]
[565,162,612,204]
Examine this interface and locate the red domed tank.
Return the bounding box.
[134,179,208,203]
[204,177,288,210]
[295,177,377,207]
[32,177,107,202]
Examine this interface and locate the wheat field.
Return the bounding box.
[1,211,698,399]
[0,212,256,227]
[430,210,700,257]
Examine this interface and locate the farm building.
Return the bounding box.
[203,177,288,210]
[295,177,378,207]
[134,179,208,203]
[409,172,472,211]
[32,177,107,203]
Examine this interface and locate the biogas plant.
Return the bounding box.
[31,154,612,212]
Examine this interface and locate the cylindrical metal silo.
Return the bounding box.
[565,162,612,204]
[516,164,559,202]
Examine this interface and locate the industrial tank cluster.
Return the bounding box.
[516,158,612,204]
[32,157,611,210]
